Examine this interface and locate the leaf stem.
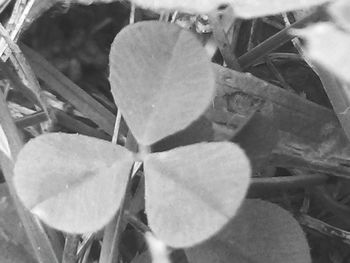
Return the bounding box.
[107,166,135,263]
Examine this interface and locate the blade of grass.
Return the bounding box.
[237,9,322,70]
[15,111,48,129]
[298,214,350,245]
[108,166,134,263]
[99,110,123,263]
[0,0,36,60]
[209,9,241,71]
[284,15,350,142]
[0,89,62,263]
[53,108,111,141]
[0,60,40,107]
[100,6,137,263]
[0,23,50,120]
[20,44,115,135]
[248,174,329,197]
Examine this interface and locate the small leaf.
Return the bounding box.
[109,21,215,145]
[14,133,134,233]
[0,125,11,159]
[293,22,350,83]
[144,142,251,248]
[186,199,311,263]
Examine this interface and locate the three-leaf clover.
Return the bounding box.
[14,21,251,248]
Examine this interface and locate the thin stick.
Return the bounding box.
[77,234,94,260]
[98,110,122,263]
[108,166,135,263]
[170,11,178,23]
[298,214,350,245]
[112,111,122,144]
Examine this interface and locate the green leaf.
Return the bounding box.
[293,22,350,83]
[144,142,251,248]
[186,199,311,263]
[109,21,215,145]
[14,133,134,234]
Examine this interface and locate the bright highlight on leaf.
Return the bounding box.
[0,125,11,159]
[144,142,251,248]
[109,21,215,145]
[186,199,311,263]
[14,133,135,233]
[293,22,350,83]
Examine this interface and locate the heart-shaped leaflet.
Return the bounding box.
[14,133,135,233]
[144,142,251,247]
[109,21,215,146]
